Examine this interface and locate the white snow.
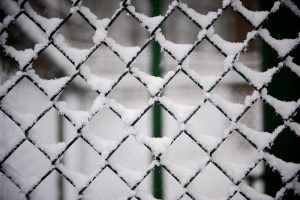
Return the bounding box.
[106,99,141,125]
[56,101,90,128]
[235,62,277,89]
[40,142,66,161]
[136,135,172,156]
[56,95,105,128]
[0,71,24,97]
[186,126,222,152]
[0,133,24,161]
[57,164,89,191]
[275,176,300,199]
[79,6,110,29]
[270,1,281,13]
[223,55,235,70]
[223,0,232,8]
[265,153,300,182]
[183,66,219,91]
[235,123,276,150]
[207,28,244,55]
[131,68,164,95]
[232,0,268,27]
[80,65,113,93]
[154,31,192,61]
[261,89,298,119]
[2,42,47,70]
[53,34,90,65]
[24,3,62,36]
[136,192,159,200]
[92,29,107,45]
[210,94,244,121]
[126,5,163,33]
[159,96,195,122]
[179,3,221,28]
[1,102,35,130]
[161,161,195,184]
[111,165,145,187]
[285,56,300,77]
[293,179,300,195]
[1,15,14,32]
[82,131,117,158]
[259,29,300,58]
[105,37,140,63]
[2,163,39,193]
[27,70,70,98]
[281,0,300,18]
[285,121,300,137]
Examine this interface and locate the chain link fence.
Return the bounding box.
[0,0,300,199]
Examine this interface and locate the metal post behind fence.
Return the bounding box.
[150,0,163,198]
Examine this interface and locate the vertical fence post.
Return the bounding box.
[150,0,163,199]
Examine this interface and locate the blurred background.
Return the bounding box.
[0,0,299,200]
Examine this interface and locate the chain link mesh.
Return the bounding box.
[0,0,300,199]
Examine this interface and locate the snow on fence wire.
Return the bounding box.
[0,0,300,199]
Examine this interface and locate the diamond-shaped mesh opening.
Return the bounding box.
[82,45,126,90]
[57,12,95,49]
[163,169,186,199]
[161,133,208,184]
[211,70,256,104]
[3,14,41,50]
[187,162,233,199]
[82,167,132,200]
[109,135,152,186]
[107,11,150,47]
[27,108,77,160]
[213,6,254,42]
[188,102,231,138]
[187,39,226,77]
[163,71,205,106]
[2,140,51,193]
[266,66,300,101]
[58,76,98,111]
[32,44,75,80]
[82,107,128,143]
[267,129,300,163]
[0,78,50,129]
[107,74,150,109]
[262,6,300,39]
[61,137,105,175]
[212,131,261,182]
[28,170,61,200]
[162,9,200,44]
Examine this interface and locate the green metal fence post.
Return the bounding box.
[150,0,163,199]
